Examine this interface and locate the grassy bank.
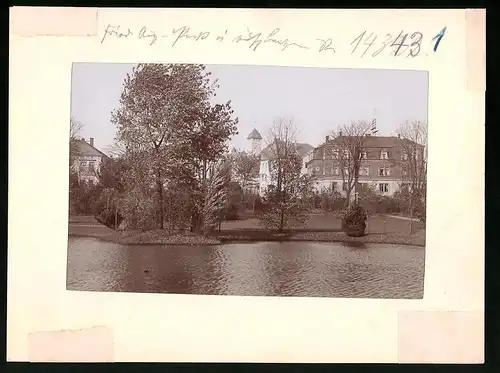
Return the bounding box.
[68,213,425,247]
[213,229,425,247]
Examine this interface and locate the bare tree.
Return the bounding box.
[394,120,428,234]
[260,117,313,231]
[69,118,84,166]
[328,120,373,207]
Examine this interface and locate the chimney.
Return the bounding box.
[325,135,329,142]
[397,134,401,139]
[90,137,94,147]
[339,131,342,136]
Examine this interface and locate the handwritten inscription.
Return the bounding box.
[100,23,446,59]
[172,26,211,47]
[350,30,426,58]
[232,28,309,52]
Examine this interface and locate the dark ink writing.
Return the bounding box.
[172,26,210,47]
[432,27,446,52]
[138,26,158,46]
[101,24,133,44]
[316,38,336,54]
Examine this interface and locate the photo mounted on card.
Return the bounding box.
[9,7,484,363]
[68,63,428,299]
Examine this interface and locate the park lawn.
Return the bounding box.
[217,212,425,247]
[68,213,425,247]
[221,212,424,234]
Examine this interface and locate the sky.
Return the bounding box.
[71,63,428,154]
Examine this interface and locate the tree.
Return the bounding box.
[259,117,314,231]
[69,118,84,215]
[69,118,84,166]
[228,149,260,211]
[112,63,238,232]
[328,120,374,207]
[202,161,231,234]
[229,149,260,191]
[393,120,428,233]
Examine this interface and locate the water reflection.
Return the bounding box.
[67,237,425,299]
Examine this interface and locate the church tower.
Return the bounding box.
[247,128,263,156]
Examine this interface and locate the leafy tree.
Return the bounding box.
[202,161,231,234]
[259,117,314,231]
[112,63,238,231]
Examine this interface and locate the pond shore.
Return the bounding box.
[68,216,425,247]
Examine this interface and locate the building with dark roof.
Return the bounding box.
[306,134,425,196]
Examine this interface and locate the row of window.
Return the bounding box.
[328,181,390,193]
[322,148,417,161]
[311,166,403,177]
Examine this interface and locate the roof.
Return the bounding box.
[323,135,423,149]
[260,141,314,160]
[247,128,263,140]
[75,139,108,158]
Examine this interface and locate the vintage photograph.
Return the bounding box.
[67,63,428,299]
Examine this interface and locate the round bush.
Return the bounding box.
[341,204,367,237]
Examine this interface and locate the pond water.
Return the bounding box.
[66,237,425,299]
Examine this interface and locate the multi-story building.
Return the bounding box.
[305,134,425,196]
[246,128,314,196]
[71,137,108,186]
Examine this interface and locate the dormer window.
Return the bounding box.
[380,149,388,159]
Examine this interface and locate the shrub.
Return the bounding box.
[341,204,367,237]
[96,208,123,230]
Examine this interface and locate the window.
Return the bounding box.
[359,167,369,176]
[333,167,339,175]
[380,149,388,159]
[344,149,350,158]
[333,150,339,159]
[378,167,390,176]
[402,168,408,176]
[331,182,338,191]
[360,151,367,159]
[401,149,408,160]
[325,165,333,175]
[88,179,94,188]
[379,183,389,193]
[79,161,87,170]
[343,167,349,175]
[342,182,348,191]
[324,148,333,159]
[315,166,320,172]
[88,161,96,171]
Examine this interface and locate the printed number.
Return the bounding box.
[408,32,423,57]
[361,32,377,57]
[390,31,410,56]
[372,33,392,57]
